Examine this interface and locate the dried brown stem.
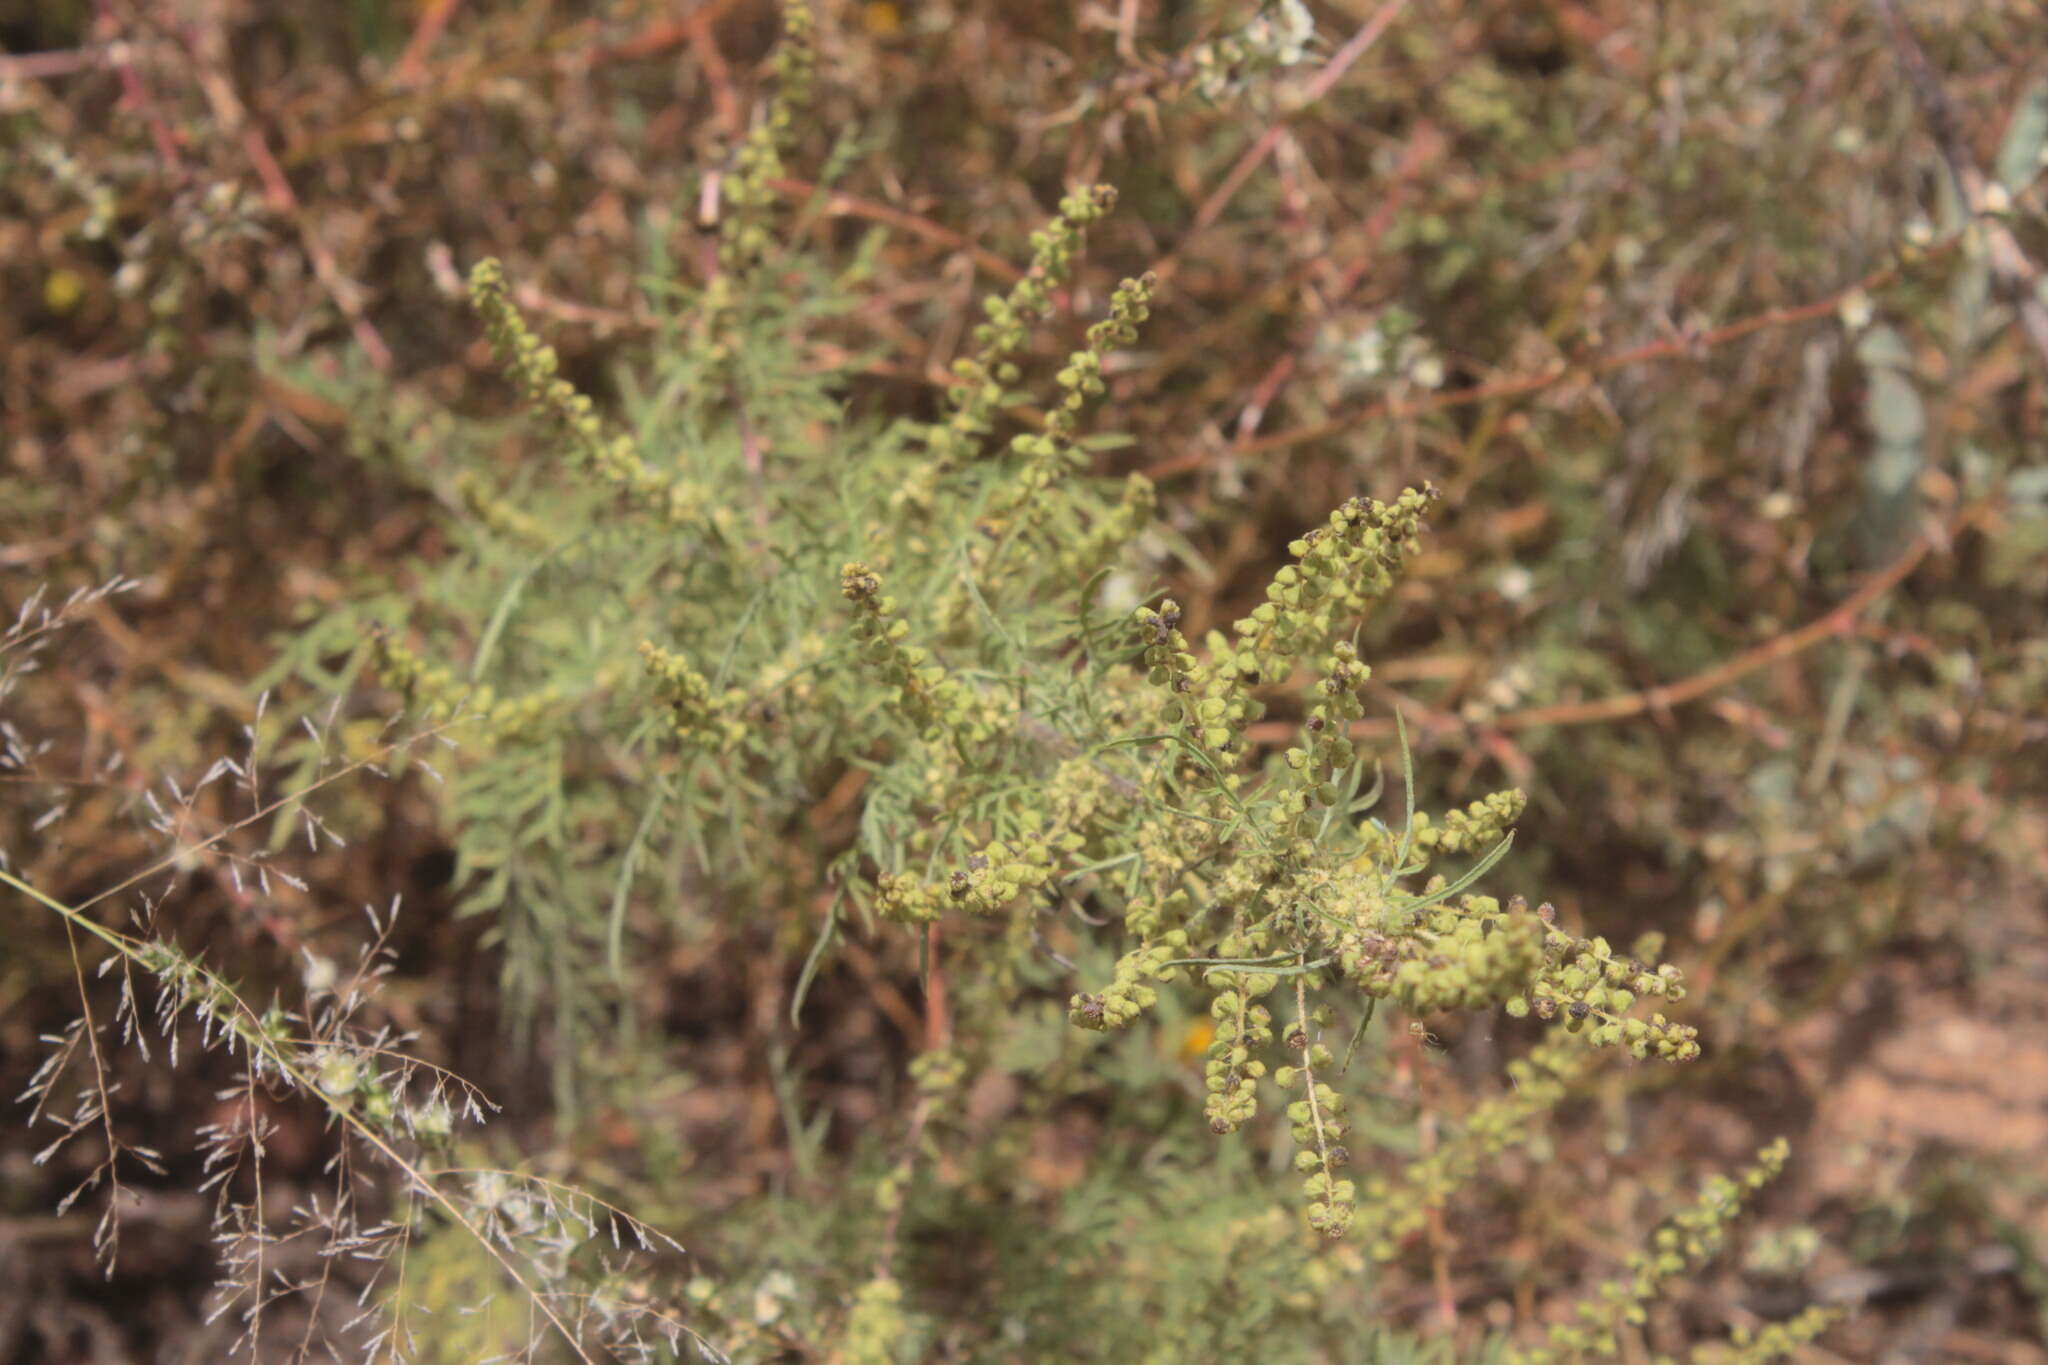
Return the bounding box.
[1151,244,1957,477]
[1156,0,1412,283]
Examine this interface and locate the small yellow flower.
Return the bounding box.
[43,269,85,314]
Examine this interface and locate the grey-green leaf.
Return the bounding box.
[1996,77,2048,191]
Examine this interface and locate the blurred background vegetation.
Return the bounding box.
[3,0,2045,1359]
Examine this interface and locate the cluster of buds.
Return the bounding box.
[1135,599,1262,766]
[1063,274,1155,418]
[941,836,1055,915]
[1722,1306,1845,1364]
[1366,895,1548,1016]
[840,561,990,745]
[876,836,1056,926]
[1509,921,1700,1061]
[1277,1002,1353,1236]
[1352,1042,1587,1259]
[1190,0,1317,102]
[1069,931,1189,1031]
[1226,486,1436,688]
[908,1049,966,1102]
[452,470,555,551]
[1198,966,1277,1133]
[916,185,1120,479]
[1122,885,1194,940]
[371,627,560,739]
[874,872,941,925]
[842,1275,910,1365]
[1361,787,1528,866]
[638,640,747,751]
[993,273,1159,524]
[1057,471,1158,584]
[718,1,816,270]
[469,259,710,528]
[1509,1140,1792,1363]
[1280,641,1369,814]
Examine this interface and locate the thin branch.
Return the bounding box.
[1153,242,1959,476]
[1157,0,1411,281]
[767,177,1025,283]
[1488,498,1989,733]
[391,0,464,87]
[0,43,141,79]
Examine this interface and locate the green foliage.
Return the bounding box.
[400,200,1720,1240]
[13,0,2048,1358]
[207,3,1884,1357]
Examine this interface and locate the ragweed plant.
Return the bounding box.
[236,4,1809,1360]
[309,222,1748,1359]
[18,0,2047,1357]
